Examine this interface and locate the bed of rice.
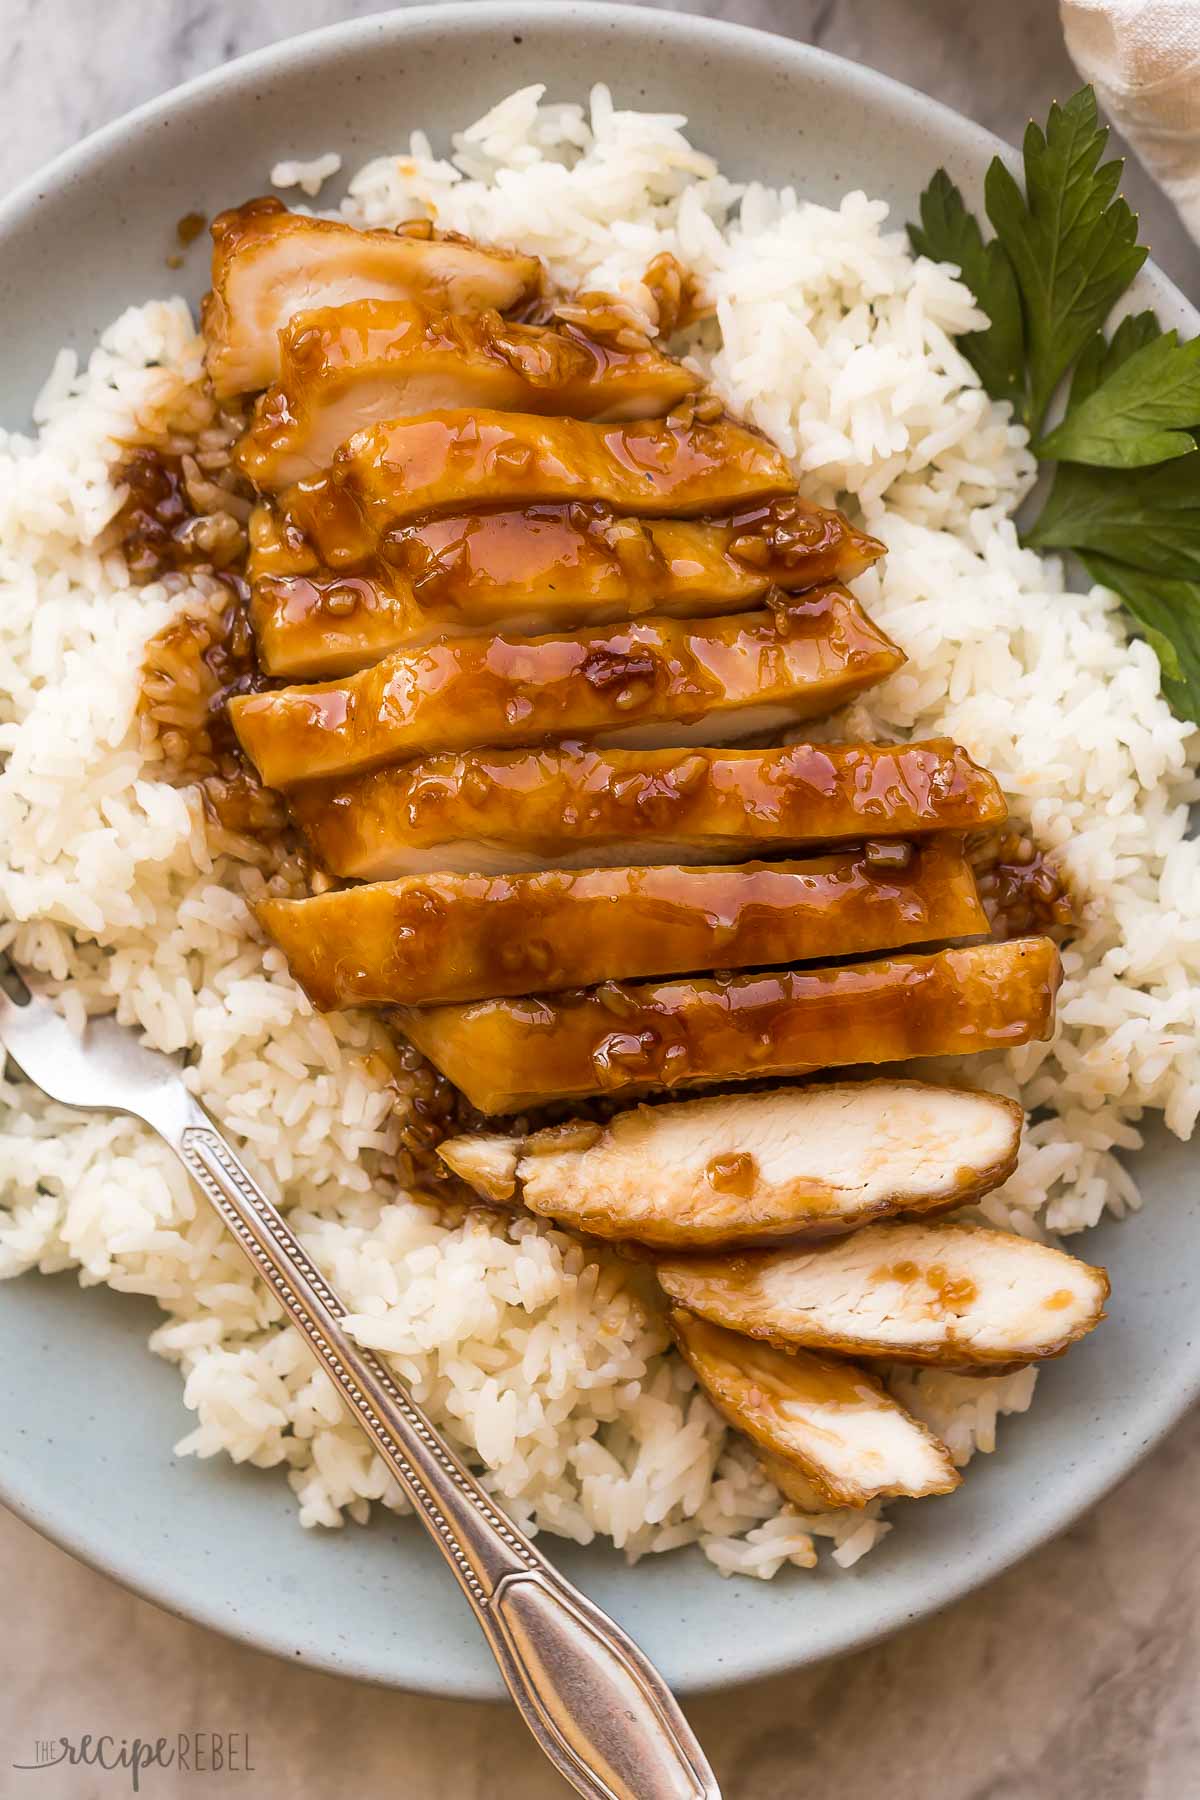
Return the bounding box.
[1,85,1197,1580]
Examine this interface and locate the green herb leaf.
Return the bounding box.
[905,90,1199,723]
[985,87,1146,433]
[908,169,1025,408]
[1082,554,1200,723]
[1024,455,1200,579]
[1069,309,1161,409]
[1037,329,1200,468]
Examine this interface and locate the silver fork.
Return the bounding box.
[0,963,720,1800]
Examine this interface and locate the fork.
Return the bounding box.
[0,962,720,1800]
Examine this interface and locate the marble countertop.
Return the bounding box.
[2,4,1198,1797]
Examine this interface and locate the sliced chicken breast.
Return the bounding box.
[237,300,702,486]
[248,497,884,678]
[256,837,987,1010]
[396,936,1062,1114]
[437,1079,1023,1248]
[231,594,904,790]
[670,1311,959,1507]
[755,1454,834,1515]
[657,1222,1110,1368]
[291,738,1007,881]
[202,200,541,397]
[279,412,798,562]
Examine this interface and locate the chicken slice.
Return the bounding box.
[437,1079,1023,1248]
[396,936,1062,1114]
[657,1221,1110,1369]
[256,837,987,1010]
[670,1311,959,1507]
[248,497,884,678]
[237,300,702,487]
[231,593,904,790]
[278,412,798,562]
[755,1454,833,1515]
[202,200,542,397]
[292,738,1006,881]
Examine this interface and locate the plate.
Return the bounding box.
[0,1,1197,1699]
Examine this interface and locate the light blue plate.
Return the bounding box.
[0,2,1196,1698]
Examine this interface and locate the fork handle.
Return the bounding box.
[170,1112,719,1800]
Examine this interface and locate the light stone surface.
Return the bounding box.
[1,3,1198,1796]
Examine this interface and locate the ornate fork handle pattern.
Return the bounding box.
[173,1114,718,1800]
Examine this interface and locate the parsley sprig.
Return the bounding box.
[1039,328,1200,468]
[908,86,1200,724]
[909,170,1025,410]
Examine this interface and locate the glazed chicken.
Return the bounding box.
[291,738,1007,881]
[657,1223,1110,1369]
[196,198,1090,1526]
[755,1454,840,1515]
[237,300,703,486]
[396,936,1062,1113]
[670,1311,959,1507]
[230,594,905,789]
[256,837,987,1009]
[202,200,541,397]
[278,412,798,563]
[248,498,885,678]
[437,1080,1023,1249]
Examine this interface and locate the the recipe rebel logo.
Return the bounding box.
[11,1733,255,1791]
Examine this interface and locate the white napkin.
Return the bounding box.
[1061,0,1200,243]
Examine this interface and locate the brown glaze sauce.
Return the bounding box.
[923,1265,980,1311]
[256,493,879,595]
[177,211,208,246]
[166,212,209,269]
[122,448,286,844]
[376,1035,486,1162]
[390,501,663,599]
[138,575,288,844]
[971,828,1073,939]
[246,494,885,684]
[259,837,986,1011]
[117,450,230,580]
[293,737,1008,881]
[877,1259,920,1284]
[579,962,868,1092]
[381,1026,634,1182]
[296,412,795,553]
[232,594,905,793]
[299,301,679,391]
[546,255,711,346]
[239,302,703,492]
[705,1152,758,1198]
[398,939,1062,1115]
[674,1312,884,1413]
[640,251,711,337]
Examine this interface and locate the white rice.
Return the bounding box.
[270,151,343,198]
[1,84,1196,1579]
